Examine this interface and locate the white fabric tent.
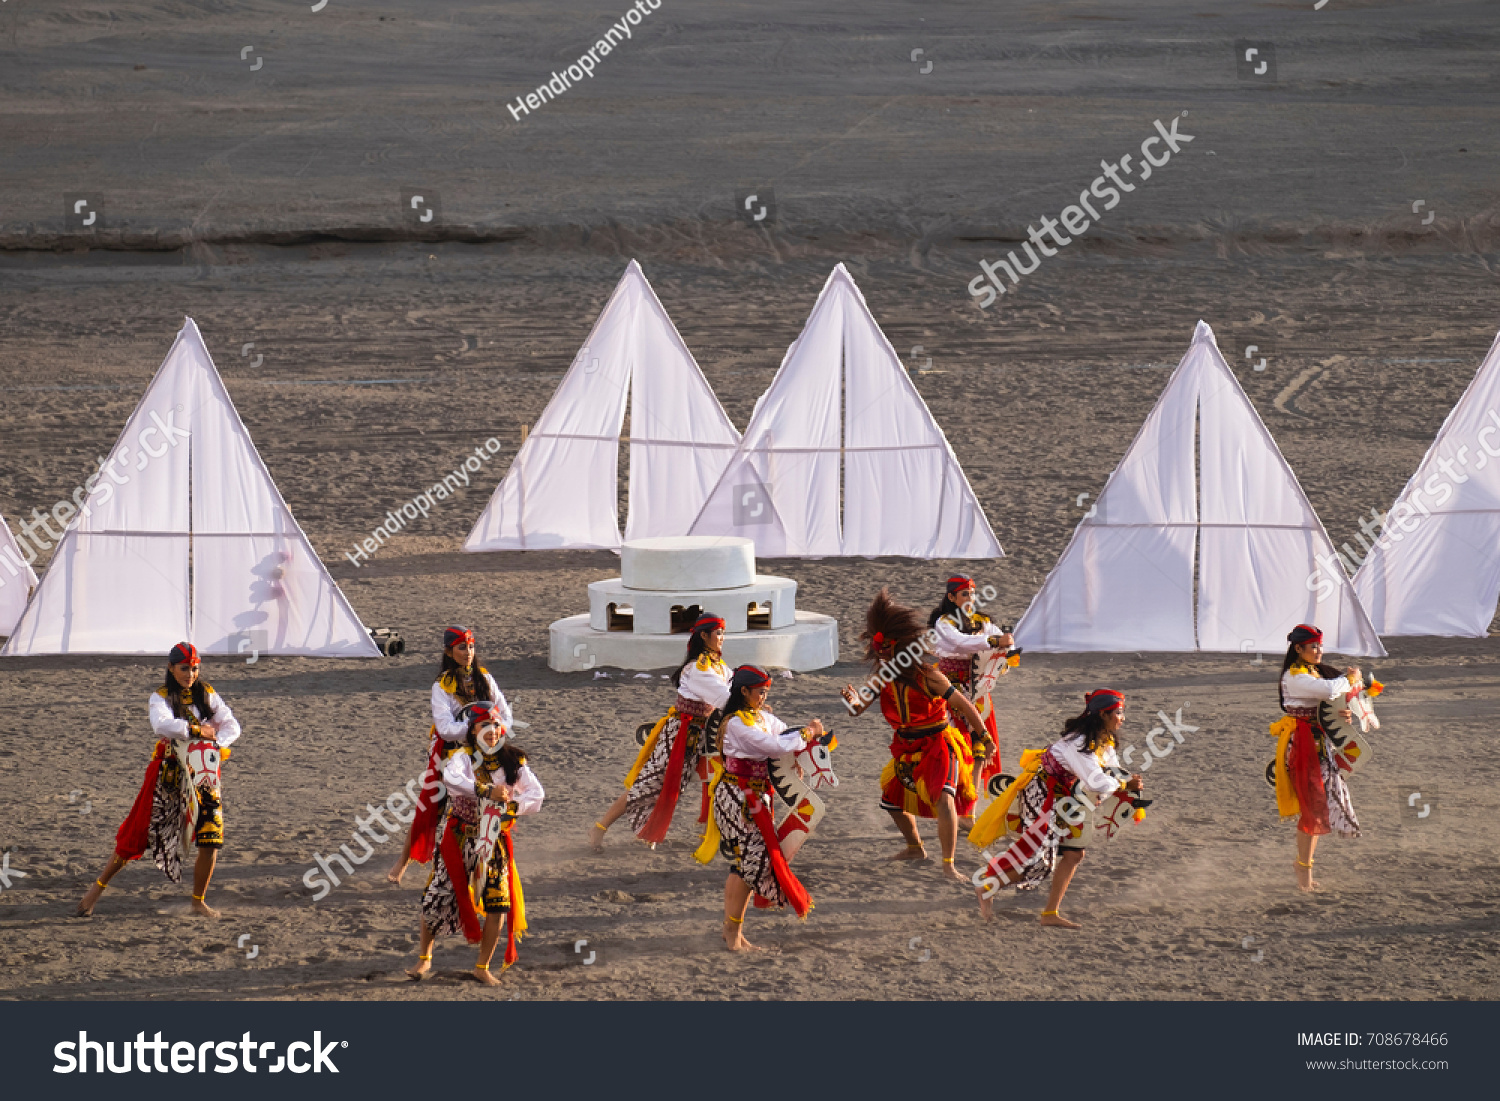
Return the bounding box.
[0,511,39,636]
[1354,328,1500,635]
[688,264,1002,558]
[464,260,740,551]
[2,318,378,657]
[1015,321,1385,656]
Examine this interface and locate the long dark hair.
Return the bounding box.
[864,587,929,688]
[1061,709,1112,754]
[162,667,214,723]
[723,682,758,717]
[440,649,493,704]
[928,593,974,630]
[670,626,717,689]
[1277,643,1343,713]
[467,717,525,786]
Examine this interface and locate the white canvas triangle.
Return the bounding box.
[464,260,739,551]
[2,318,379,657]
[1354,327,1500,635]
[0,510,40,636]
[687,264,1002,558]
[1015,321,1385,656]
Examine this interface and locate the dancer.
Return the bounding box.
[76,643,242,918]
[930,575,1014,791]
[407,703,543,985]
[970,689,1142,927]
[388,627,508,885]
[589,615,730,851]
[840,588,985,883]
[712,665,822,951]
[1272,624,1360,891]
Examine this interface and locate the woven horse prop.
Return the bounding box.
[1264,672,1383,789]
[768,729,839,862]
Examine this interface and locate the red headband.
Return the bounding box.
[169,642,199,666]
[1287,624,1323,646]
[1085,688,1125,713]
[731,664,772,690]
[694,616,726,634]
[946,576,974,594]
[444,626,475,649]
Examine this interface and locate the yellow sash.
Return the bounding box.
[692,758,727,864]
[968,747,1046,849]
[1268,716,1299,818]
[623,710,673,788]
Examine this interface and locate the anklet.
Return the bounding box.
[475,963,490,971]
[418,953,432,961]
[95,878,108,890]
[594,821,607,832]
[1295,860,1314,868]
[907,842,923,851]
[942,857,955,865]
[1041,910,1059,916]
[725,914,743,924]
[192,892,205,901]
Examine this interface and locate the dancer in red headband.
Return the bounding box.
[1274,624,1362,891]
[712,665,823,950]
[929,575,1015,803]
[388,627,510,885]
[841,588,986,882]
[970,688,1142,927]
[590,615,731,851]
[407,703,543,985]
[77,642,242,918]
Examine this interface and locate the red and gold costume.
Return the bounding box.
[877,678,976,819]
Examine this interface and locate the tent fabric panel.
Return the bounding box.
[0,513,39,636]
[467,434,623,550]
[190,344,288,536]
[1013,524,1197,652]
[1,533,189,654]
[1355,511,1500,637]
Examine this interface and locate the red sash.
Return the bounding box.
[736,775,812,918]
[115,740,169,861]
[439,813,483,944]
[639,713,699,844]
[1287,717,1331,836]
[501,827,521,968]
[407,731,443,863]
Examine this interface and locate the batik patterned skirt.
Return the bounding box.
[420,796,511,937]
[623,698,714,840]
[147,753,223,884]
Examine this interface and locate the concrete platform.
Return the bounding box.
[550,611,839,672]
[587,575,796,634]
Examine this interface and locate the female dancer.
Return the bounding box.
[840,588,985,883]
[712,665,823,951]
[970,689,1142,927]
[407,703,543,986]
[930,575,1014,791]
[388,627,508,885]
[1274,624,1360,891]
[589,615,730,851]
[76,643,242,918]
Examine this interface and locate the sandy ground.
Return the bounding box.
[0,0,1498,1000]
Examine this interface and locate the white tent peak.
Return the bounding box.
[1014,323,1385,656]
[1354,326,1500,636]
[464,260,739,551]
[0,509,40,636]
[687,264,1001,559]
[3,317,378,657]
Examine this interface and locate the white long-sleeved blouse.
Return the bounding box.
[431,668,510,744]
[441,751,544,814]
[1048,732,1123,798]
[677,654,732,710]
[149,686,241,748]
[932,613,1004,659]
[1281,666,1352,709]
[722,709,805,760]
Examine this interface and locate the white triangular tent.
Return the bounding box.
[1354,328,1500,635]
[1015,321,1385,656]
[2,319,378,657]
[687,264,1002,558]
[0,511,39,636]
[464,260,740,551]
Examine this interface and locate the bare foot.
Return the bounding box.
[889,844,927,861]
[1039,911,1081,929]
[723,920,760,952]
[406,958,432,980]
[588,823,606,853]
[386,860,408,886]
[976,884,994,922]
[473,966,502,986]
[1296,866,1320,892]
[941,861,968,884]
[190,897,221,919]
[76,882,104,917]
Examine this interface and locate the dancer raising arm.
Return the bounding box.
[712,665,822,951]
[388,627,509,885]
[1274,624,1360,892]
[840,588,985,883]
[408,703,543,986]
[590,616,730,852]
[929,575,1014,794]
[77,643,242,918]
[970,689,1142,928]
